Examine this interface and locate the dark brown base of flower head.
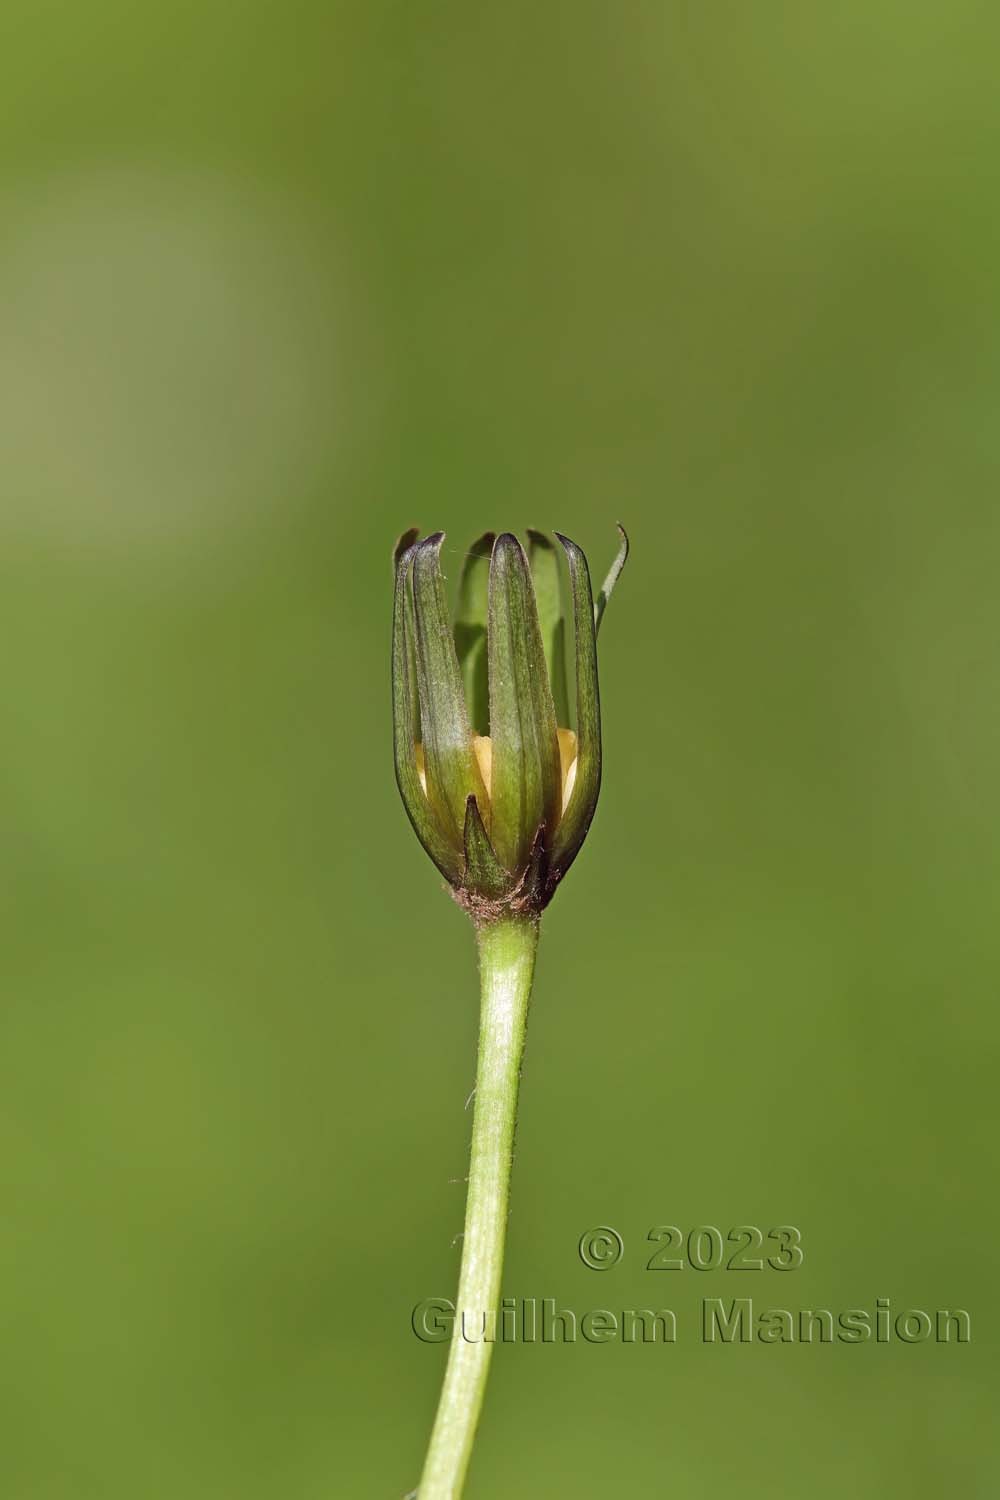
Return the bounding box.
[451,881,548,927]
[449,822,559,926]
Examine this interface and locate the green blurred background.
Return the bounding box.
[2,3,998,1495]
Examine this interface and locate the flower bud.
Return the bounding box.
[392,527,627,920]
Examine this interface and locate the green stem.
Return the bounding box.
[418,914,540,1499]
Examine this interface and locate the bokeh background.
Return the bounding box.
[2,3,998,1495]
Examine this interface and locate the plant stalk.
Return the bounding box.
[417,914,540,1499]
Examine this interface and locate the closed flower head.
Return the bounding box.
[392,527,627,920]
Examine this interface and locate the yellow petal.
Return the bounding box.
[473,735,492,797]
[557,727,578,814]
